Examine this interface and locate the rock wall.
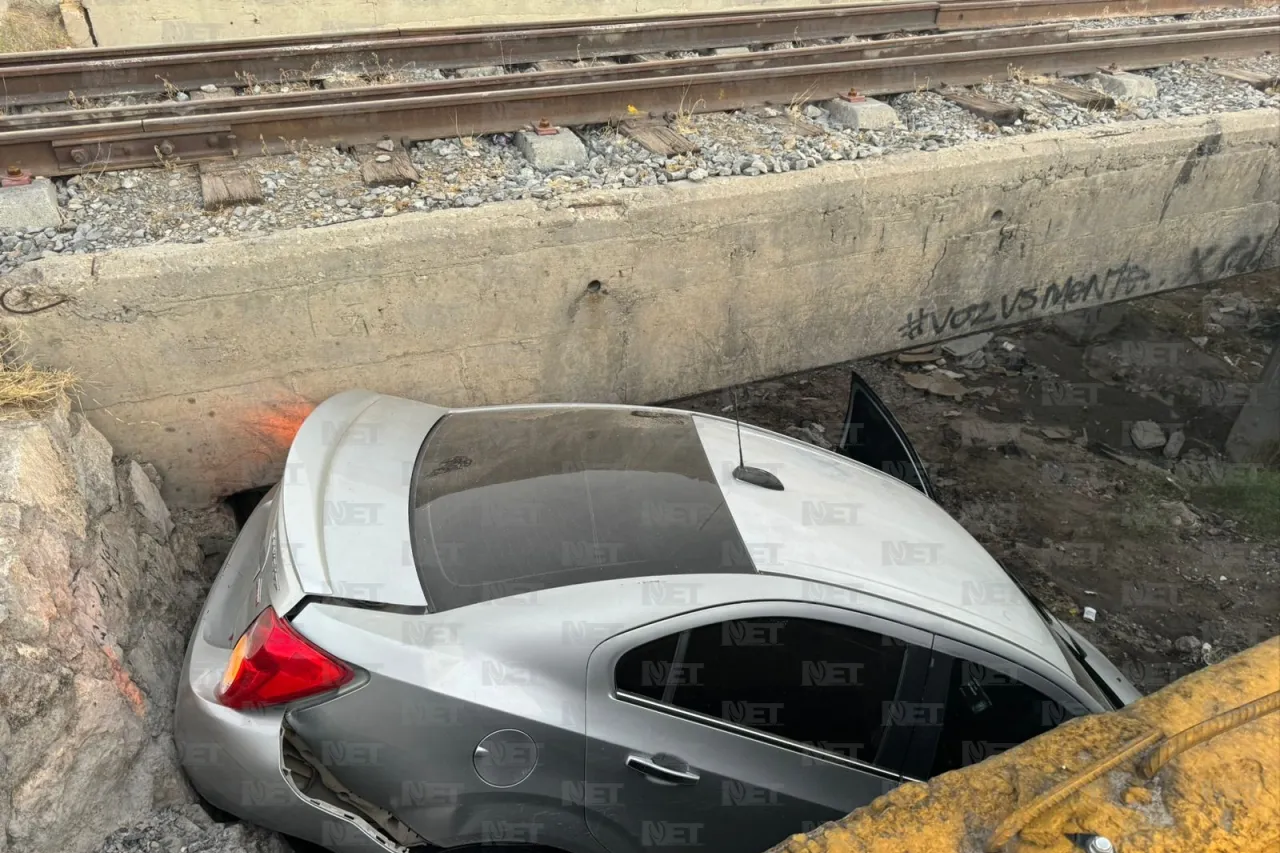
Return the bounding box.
[0,401,220,853]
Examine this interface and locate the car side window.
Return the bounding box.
[616,617,913,769]
[928,651,1083,777]
[616,632,682,702]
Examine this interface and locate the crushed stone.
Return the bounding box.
[2,50,1277,275]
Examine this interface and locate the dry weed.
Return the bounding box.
[673,88,706,135]
[0,1,71,54]
[0,336,77,419]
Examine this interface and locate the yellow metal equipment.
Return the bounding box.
[765,636,1280,853]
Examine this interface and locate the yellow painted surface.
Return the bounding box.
[765,637,1280,853]
[80,0,889,46]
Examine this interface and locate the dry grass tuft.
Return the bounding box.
[0,337,77,419]
[0,1,71,55]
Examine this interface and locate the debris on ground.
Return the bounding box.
[896,346,941,365]
[941,332,993,358]
[678,269,1280,694]
[902,371,969,400]
[1174,634,1202,654]
[1130,420,1168,451]
[95,805,288,853]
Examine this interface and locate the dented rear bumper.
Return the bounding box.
[174,496,400,853]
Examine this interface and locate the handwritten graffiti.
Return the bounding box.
[898,261,1151,342]
[897,236,1269,342]
[1183,234,1268,286]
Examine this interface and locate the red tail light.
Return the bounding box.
[216,607,354,710]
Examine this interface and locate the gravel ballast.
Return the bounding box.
[1,50,1277,276]
[1070,2,1280,27]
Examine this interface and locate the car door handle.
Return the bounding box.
[625,753,700,785]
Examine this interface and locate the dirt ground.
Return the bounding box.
[673,269,1280,695]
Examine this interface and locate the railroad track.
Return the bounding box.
[0,0,1249,106]
[0,7,1274,177]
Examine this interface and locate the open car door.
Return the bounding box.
[836,371,939,502]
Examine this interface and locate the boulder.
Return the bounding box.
[0,405,211,853]
[0,416,85,538]
[126,461,174,543]
[1129,420,1167,451]
[67,413,117,517]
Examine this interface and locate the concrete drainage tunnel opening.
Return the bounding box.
[226,486,274,530]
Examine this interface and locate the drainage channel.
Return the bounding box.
[225,485,273,528]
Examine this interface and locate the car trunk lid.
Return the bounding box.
[267,390,446,615]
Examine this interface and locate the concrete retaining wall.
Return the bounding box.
[79,0,887,46]
[5,110,1277,506]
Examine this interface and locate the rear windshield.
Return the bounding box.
[409,408,754,611]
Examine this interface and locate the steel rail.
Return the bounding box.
[4,15,1271,133]
[0,26,1082,132]
[0,3,943,105]
[1,0,1247,67]
[1,3,936,65]
[1,24,1274,176]
[0,1,1257,106]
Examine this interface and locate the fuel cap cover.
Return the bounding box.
[474,729,538,788]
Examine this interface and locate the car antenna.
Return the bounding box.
[730,386,784,491]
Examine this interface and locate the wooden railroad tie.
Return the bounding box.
[198,161,262,210]
[1039,81,1116,110]
[1212,69,1280,90]
[945,92,1024,126]
[360,147,420,187]
[620,118,701,156]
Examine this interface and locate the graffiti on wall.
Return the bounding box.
[896,234,1270,343]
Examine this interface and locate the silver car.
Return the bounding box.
[175,373,1140,853]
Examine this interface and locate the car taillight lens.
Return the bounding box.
[216,606,354,710]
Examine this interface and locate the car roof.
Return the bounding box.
[310,394,1068,676]
[687,412,1069,674]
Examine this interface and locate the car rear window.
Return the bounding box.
[408,408,754,611]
